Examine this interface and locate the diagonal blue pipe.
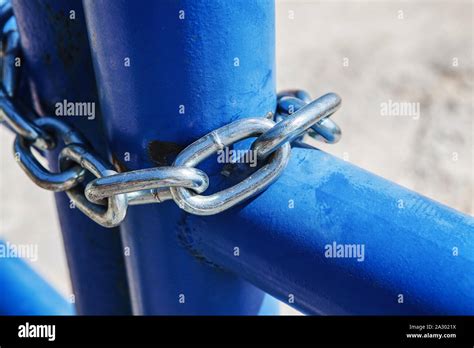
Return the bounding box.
[185,148,474,314]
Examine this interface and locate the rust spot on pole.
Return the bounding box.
[147,140,185,166]
[111,153,128,173]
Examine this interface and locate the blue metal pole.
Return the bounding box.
[12,0,131,314]
[83,0,279,314]
[183,148,474,315]
[83,0,474,315]
[0,240,74,315]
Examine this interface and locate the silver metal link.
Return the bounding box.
[1,95,54,150]
[277,89,311,103]
[0,4,51,149]
[59,144,127,228]
[85,166,209,206]
[123,189,173,206]
[170,117,291,216]
[278,96,341,144]
[252,92,341,159]
[13,117,87,191]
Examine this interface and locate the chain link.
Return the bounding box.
[252,92,341,159]
[13,117,88,191]
[85,166,209,206]
[170,117,291,216]
[58,144,128,227]
[277,90,342,145]
[0,4,342,227]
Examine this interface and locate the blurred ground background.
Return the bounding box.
[0,0,472,315]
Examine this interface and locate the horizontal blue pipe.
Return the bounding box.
[0,240,74,315]
[183,148,474,315]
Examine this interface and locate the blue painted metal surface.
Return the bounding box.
[83,0,474,315]
[6,0,470,316]
[184,148,474,315]
[83,0,279,314]
[0,240,74,315]
[12,0,131,314]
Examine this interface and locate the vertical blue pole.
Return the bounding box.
[83,0,279,314]
[12,0,131,314]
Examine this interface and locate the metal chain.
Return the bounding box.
[0,5,342,227]
[276,90,342,145]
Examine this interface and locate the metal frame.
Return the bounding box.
[10,0,131,315]
[83,0,280,315]
[1,0,473,315]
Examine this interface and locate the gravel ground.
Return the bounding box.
[0,0,472,315]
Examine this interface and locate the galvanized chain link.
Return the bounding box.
[0,5,342,227]
[252,92,341,159]
[170,117,292,216]
[276,90,342,145]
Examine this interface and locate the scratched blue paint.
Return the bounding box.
[12,0,131,314]
[0,240,74,315]
[83,0,278,314]
[184,148,474,314]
